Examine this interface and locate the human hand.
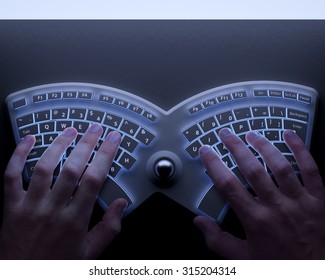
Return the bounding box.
[194,128,325,259]
[0,124,127,259]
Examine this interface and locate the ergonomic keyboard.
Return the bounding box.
[6,81,318,223]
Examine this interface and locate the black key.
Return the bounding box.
[118,152,136,170]
[74,121,89,133]
[65,146,74,157]
[252,106,269,117]
[248,146,259,157]
[34,110,51,122]
[136,128,155,146]
[115,148,123,161]
[183,124,202,142]
[232,91,247,99]
[284,91,297,99]
[34,135,43,146]
[104,113,122,129]
[99,95,114,103]
[269,90,283,97]
[52,109,68,119]
[86,110,104,123]
[267,118,282,129]
[44,133,58,145]
[26,160,38,177]
[120,135,139,153]
[216,111,235,125]
[254,90,268,97]
[217,94,232,103]
[185,140,201,158]
[120,119,139,136]
[274,142,291,154]
[232,120,249,134]
[109,163,122,178]
[216,142,228,156]
[19,124,38,138]
[33,94,47,103]
[200,131,218,145]
[234,108,251,120]
[56,121,72,131]
[287,109,309,122]
[285,155,300,172]
[13,98,27,109]
[264,130,280,141]
[94,140,103,151]
[222,155,234,168]
[27,147,47,160]
[249,119,266,130]
[16,114,34,127]
[284,120,307,142]
[198,185,226,220]
[114,98,129,108]
[239,134,248,145]
[63,91,77,98]
[199,116,218,132]
[270,107,286,117]
[143,111,157,122]
[40,122,55,133]
[188,104,203,114]
[99,177,132,206]
[129,104,144,114]
[298,94,311,104]
[69,108,86,120]
[202,99,217,108]
[48,92,62,99]
[78,92,92,99]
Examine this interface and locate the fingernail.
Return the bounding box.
[88,124,102,133]
[218,128,232,138]
[118,199,128,214]
[63,127,76,137]
[246,131,261,142]
[284,129,297,139]
[199,145,213,156]
[107,131,121,144]
[21,135,34,144]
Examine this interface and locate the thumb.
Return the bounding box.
[194,216,249,259]
[85,198,128,259]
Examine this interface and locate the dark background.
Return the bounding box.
[0,20,324,259]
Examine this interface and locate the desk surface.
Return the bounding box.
[1,20,324,259]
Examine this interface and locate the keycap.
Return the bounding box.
[104,113,122,128]
[56,121,72,131]
[199,116,218,132]
[48,92,62,100]
[78,92,92,99]
[109,163,122,178]
[284,120,307,142]
[99,178,132,206]
[234,108,251,120]
[254,90,268,97]
[217,94,232,103]
[200,131,218,145]
[143,111,157,122]
[44,133,58,145]
[73,121,89,133]
[270,107,285,117]
[298,94,311,104]
[203,99,217,108]
[232,91,247,99]
[63,91,77,98]
[70,108,86,120]
[114,98,129,108]
[266,118,282,129]
[40,122,55,133]
[185,140,201,158]
[86,110,104,123]
[13,98,27,109]
[118,151,136,170]
[120,119,139,136]
[269,90,283,97]
[264,130,280,141]
[27,147,47,160]
[16,114,34,127]
[52,109,68,119]
[34,110,51,122]
[99,95,114,103]
[249,119,266,130]
[216,111,235,125]
[232,120,250,134]
[252,106,268,117]
[33,94,47,103]
[135,128,155,146]
[287,109,309,122]
[183,124,202,142]
[120,135,139,153]
[284,91,297,99]
[188,104,203,114]
[129,104,144,114]
[19,124,38,138]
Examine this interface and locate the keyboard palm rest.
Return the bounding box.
[6,81,318,222]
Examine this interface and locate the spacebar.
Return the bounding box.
[98,177,132,207]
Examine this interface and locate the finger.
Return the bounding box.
[284,130,324,197]
[72,131,121,214]
[219,128,279,203]
[26,128,77,202]
[85,198,128,259]
[50,124,103,206]
[193,216,249,259]
[4,135,35,205]
[199,145,257,219]
[246,131,303,198]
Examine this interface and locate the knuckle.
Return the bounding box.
[33,162,53,178]
[61,164,81,180]
[244,163,266,182]
[82,172,103,187]
[304,163,320,178]
[273,162,294,178]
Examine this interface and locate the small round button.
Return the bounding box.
[154,159,175,181]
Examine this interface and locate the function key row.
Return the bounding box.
[253,89,311,103]
[188,89,312,115]
[188,91,247,115]
[12,91,158,123]
[99,94,157,123]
